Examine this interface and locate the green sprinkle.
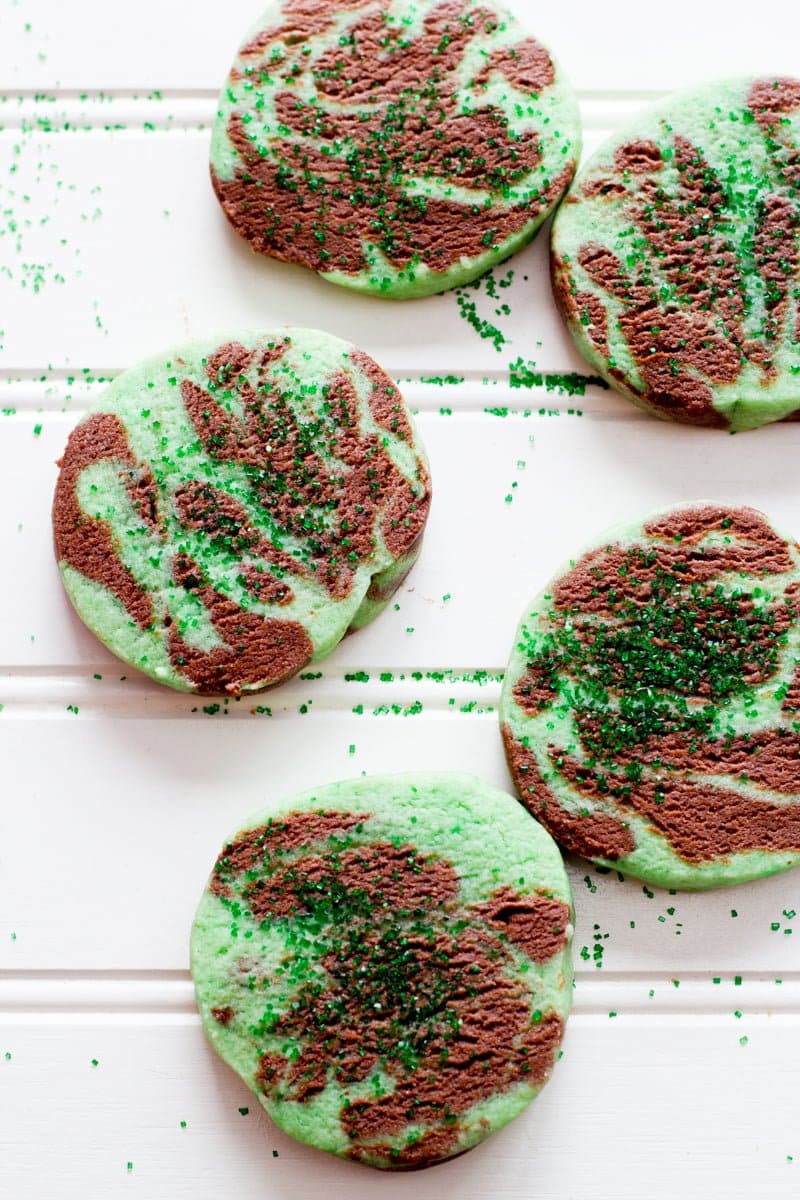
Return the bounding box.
[508,358,607,396]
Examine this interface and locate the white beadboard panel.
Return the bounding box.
[2,408,799,671]
[3,1,800,1195]
[1,0,798,94]
[3,972,799,1018]
[2,1017,799,1200]
[0,125,599,376]
[0,94,658,135]
[1,712,799,974]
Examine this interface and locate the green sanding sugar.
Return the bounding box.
[210,2,580,298]
[501,502,800,890]
[191,773,573,1169]
[53,330,431,696]
[552,76,800,431]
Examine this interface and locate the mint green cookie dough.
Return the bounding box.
[211,0,580,298]
[501,503,800,891]
[552,77,800,431]
[191,773,573,1169]
[53,330,430,694]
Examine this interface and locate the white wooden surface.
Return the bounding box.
[2,2,800,1195]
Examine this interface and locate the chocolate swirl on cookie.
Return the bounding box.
[552,77,800,430]
[501,504,800,889]
[191,775,573,1168]
[53,331,430,694]
[211,0,580,297]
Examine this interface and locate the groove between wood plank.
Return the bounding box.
[0,93,663,132]
[0,970,795,1018]
[0,88,667,100]
[0,669,503,718]
[0,379,635,418]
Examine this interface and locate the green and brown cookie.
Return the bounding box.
[501,503,800,890]
[211,0,580,298]
[53,329,430,694]
[191,773,573,1168]
[552,77,800,431]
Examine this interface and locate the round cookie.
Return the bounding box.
[211,0,580,299]
[191,773,573,1169]
[53,330,430,695]
[500,503,800,891]
[551,77,800,431]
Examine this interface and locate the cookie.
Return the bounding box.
[211,0,580,299]
[191,773,573,1168]
[501,503,800,890]
[52,330,430,694]
[551,77,800,431]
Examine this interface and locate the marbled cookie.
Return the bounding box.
[501,504,800,890]
[53,330,430,694]
[191,773,573,1168]
[211,0,580,298]
[552,78,800,431]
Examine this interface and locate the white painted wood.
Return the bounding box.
[4,972,800,1016]
[1,1,800,1195]
[0,124,596,374]
[1,0,797,92]
[2,1017,799,1199]
[2,410,799,669]
[1,711,799,976]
